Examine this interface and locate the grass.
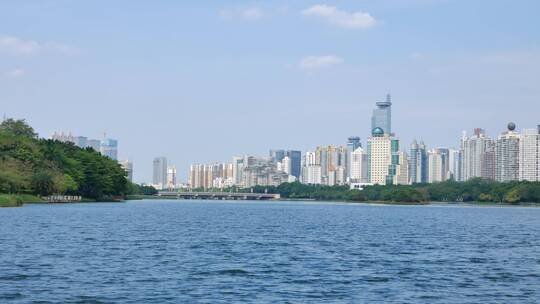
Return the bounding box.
[0,194,44,207]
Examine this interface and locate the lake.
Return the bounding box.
[1,200,539,303]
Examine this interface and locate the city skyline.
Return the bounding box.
[1,1,539,182]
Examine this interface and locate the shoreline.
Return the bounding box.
[127,197,540,207]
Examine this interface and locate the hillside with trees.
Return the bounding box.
[0,118,130,205]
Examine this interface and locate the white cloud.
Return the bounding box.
[0,35,80,55]
[219,7,264,20]
[3,68,25,79]
[242,8,263,20]
[301,4,377,29]
[299,55,344,69]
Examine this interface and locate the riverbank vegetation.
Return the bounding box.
[0,118,130,203]
[0,194,43,207]
[243,179,540,204]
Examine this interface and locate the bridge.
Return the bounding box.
[157,191,281,201]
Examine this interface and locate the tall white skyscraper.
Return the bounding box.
[152,157,168,189]
[448,149,462,181]
[519,127,540,181]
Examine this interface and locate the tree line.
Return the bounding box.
[242,178,540,204]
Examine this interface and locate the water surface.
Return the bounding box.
[1,200,539,303]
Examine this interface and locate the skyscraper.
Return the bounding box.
[367,127,400,185]
[152,157,168,189]
[371,94,392,135]
[495,123,520,182]
[409,140,428,183]
[519,127,540,181]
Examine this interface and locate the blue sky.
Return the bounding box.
[1,0,539,183]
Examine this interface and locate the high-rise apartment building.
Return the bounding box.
[461,128,495,181]
[367,127,400,185]
[371,94,392,135]
[427,148,449,183]
[152,157,168,189]
[350,147,368,183]
[409,140,428,183]
[495,123,520,182]
[309,145,348,185]
[519,127,540,181]
[303,151,322,184]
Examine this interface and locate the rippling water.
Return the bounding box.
[1,200,539,303]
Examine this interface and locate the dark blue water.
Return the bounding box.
[1,200,539,303]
